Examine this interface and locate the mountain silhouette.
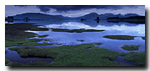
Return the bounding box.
[13,13,64,20]
[7,12,144,23]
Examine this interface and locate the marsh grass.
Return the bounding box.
[51,28,105,33]
[121,45,140,51]
[38,35,48,38]
[8,44,125,66]
[5,59,12,66]
[5,23,50,47]
[94,43,103,45]
[103,35,135,40]
[142,37,145,40]
[124,52,145,65]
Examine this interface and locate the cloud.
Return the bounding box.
[15,5,142,13]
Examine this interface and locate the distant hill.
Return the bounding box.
[106,16,145,24]
[107,16,145,20]
[78,13,140,20]
[81,12,99,19]
[124,13,139,17]
[13,13,65,20]
[6,12,144,23]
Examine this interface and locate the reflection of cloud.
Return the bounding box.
[43,22,145,36]
[96,24,145,36]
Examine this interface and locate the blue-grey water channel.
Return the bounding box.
[5,20,145,66]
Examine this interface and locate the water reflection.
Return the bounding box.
[5,19,145,64]
[6,20,145,53]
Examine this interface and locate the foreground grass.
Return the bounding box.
[124,52,145,65]
[51,28,105,33]
[103,35,135,40]
[8,44,125,66]
[6,44,145,66]
[5,23,50,47]
[121,45,140,51]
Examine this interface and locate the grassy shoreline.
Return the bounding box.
[124,52,145,65]
[121,45,140,51]
[5,23,145,66]
[8,44,124,66]
[5,23,51,47]
[7,43,145,66]
[103,35,135,40]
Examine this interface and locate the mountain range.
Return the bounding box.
[8,12,141,20]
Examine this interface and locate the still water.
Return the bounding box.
[26,20,145,53]
[5,20,145,65]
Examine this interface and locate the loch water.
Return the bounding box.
[5,19,145,66]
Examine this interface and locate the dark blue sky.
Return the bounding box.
[5,5,145,17]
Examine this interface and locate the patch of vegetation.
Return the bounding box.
[38,35,48,38]
[24,61,51,66]
[5,50,8,54]
[124,52,145,65]
[8,44,125,66]
[103,35,135,40]
[94,43,103,45]
[121,45,140,51]
[5,59,12,66]
[51,28,105,33]
[5,23,49,31]
[5,23,50,47]
[142,37,145,40]
[5,38,52,47]
[6,60,51,66]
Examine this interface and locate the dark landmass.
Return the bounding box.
[5,23,50,47]
[103,35,135,40]
[5,12,143,21]
[50,28,105,33]
[106,16,145,24]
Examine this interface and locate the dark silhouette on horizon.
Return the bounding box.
[106,16,145,24]
[5,16,14,23]
[24,17,30,22]
[94,17,100,23]
[80,18,86,22]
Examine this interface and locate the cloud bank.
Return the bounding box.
[15,5,143,13]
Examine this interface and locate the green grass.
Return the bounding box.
[94,43,103,45]
[124,52,145,65]
[121,45,140,51]
[5,23,51,47]
[142,37,145,40]
[5,38,52,47]
[51,28,105,33]
[8,44,125,66]
[5,60,52,66]
[7,44,145,66]
[103,35,135,40]
[5,23,49,31]
[38,35,48,38]
[5,59,12,66]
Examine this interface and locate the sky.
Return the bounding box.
[5,5,145,17]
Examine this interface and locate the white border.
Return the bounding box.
[1,0,149,71]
